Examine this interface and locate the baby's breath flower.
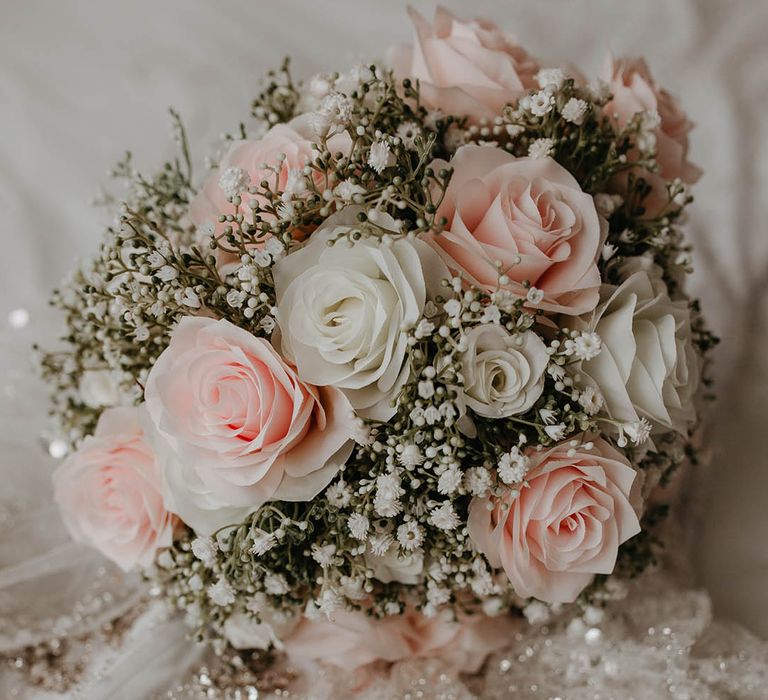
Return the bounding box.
[397,521,424,551]
[335,180,366,202]
[368,140,391,173]
[624,417,652,446]
[250,530,277,556]
[191,536,218,568]
[526,287,544,305]
[347,512,370,540]
[417,380,435,400]
[443,299,462,317]
[529,90,555,117]
[414,319,435,339]
[544,423,568,441]
[429,502,460,531]
[535,68,566,89]
[368,532,394,557]
[437,464,462,495]
[374,473,405,516]
[565,331,602,361]
[396,121,422,149]
[464,467,492,497]
[528,138,555,159]
[218,167,251,198]
[578,385,604,416]
[264,573,290,596]
[325,480,352,508]
[311,543,337,567]
[602,243,618,261]
[398,444,424,468]
[561,97,588,126]
[594,193,622,218]
[498,447,530,484]
[208,577,236,606]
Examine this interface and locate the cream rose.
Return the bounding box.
[273,209,448,420]
[460,326,548,418]
[144,317,353,535]
[468,438,641,604]
[388,7,539,120]
[53,406,175,571]
[427,146,605,316]
[574,259,699,435]
[284,608,515,676]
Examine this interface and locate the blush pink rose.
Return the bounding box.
[427,145,605,315]
[53,406,176,571]
[190,115,349,273]
[144,317,353,535]
[388,6,539,121]
[284,608,514,678]
[602,55,701,185]
[468,438,641,604]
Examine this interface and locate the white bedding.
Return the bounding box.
[1,0,766,637]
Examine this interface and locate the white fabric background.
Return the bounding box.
[1,0,766,636]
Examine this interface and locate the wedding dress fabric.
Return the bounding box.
[1,0,767,697]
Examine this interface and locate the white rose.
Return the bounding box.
[273,209,448,420]
[459,326,548,418]
[365,543,424,584]
[575,261,699,435]
[79,369,119,408]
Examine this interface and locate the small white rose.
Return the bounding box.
[460,326,548,419]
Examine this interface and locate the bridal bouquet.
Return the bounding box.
[41,6,715,687]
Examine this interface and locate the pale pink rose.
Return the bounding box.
[190,115,349,272]
[284,608,514,678]
[468,438,641,604]
[602,55,701,185]
[388,6,539,121]
[53,406,175,571]
[144,317,353,535]
[427,145,605,315]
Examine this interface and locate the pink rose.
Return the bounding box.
[427,145,605,315]
[468,438,641,604]
[53,406,175,571]
[284,608,514,677]
[144,317,353,535]
[388,6,539,121]
[602,55,701,185]
[190,116,349,273]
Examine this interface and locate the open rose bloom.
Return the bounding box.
[53,407,176,571]
[44,6,710,689]
[144,317,353,534]
[468,439,641,604]
[427,146,605,315]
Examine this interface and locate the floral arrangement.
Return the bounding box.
[41,6,716,685]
